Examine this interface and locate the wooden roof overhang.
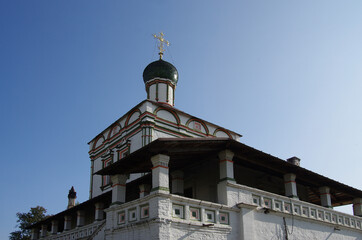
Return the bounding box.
[27,191,112,230]
[96,138,362,206]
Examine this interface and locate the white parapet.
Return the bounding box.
[41,220,105,240]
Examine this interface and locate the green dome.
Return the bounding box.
[143,59,178,84]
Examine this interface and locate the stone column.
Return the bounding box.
[31,228,40,240]
[218,150,235,182]
[353,198,362,217]
[171,170,184,195]
[95,202,104,221]
[111,174,129,205]
[139,184,151,198]
[284,173,298,199]
[151,154,170,193]
[217,150,235,205]
[64,215,72,231]
[319,186,332,208]
[51,220,58,235]
[40,224,47,238]
[76,210,85,227]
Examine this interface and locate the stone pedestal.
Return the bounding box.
[284,173,298,199]
[51,220,58,235]
[151,154,170,193]
[171,170,184,195]
[353,198,362,217]
[95,202,104,221]
[139,184,151,198]
[319,186,332,208]
[76,210,85,227]
[218,150,235,182]
[111,174,129,205]
[64,215,72,231]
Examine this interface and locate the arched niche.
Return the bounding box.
[186,118,209,135]
[155,109,180,125]
[125,109,141,127]
[93,135,105,150]
[213,128,232,138]
[108,123,122,139]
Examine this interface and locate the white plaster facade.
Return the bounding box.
[29,57,362,240]
[88,99,241,199]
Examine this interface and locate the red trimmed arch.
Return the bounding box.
[125,108,142,127]
[92,135,106,151]
[107,123,122,139]
[185,118,210,135]
[213,128,232,138]
[153,107,181,125]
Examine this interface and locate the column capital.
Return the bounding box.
[151,154,170,167]
[218,149,234,162]
[319,186,330,194]
[77,209,85,215]
[111,174,129,186]
[95,202,104,209]
[353,198,362,204]
[353,198,362,217]
[283,173,296,182]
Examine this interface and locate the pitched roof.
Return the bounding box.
[96,137,362,206]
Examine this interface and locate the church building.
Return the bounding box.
[29,33,362,240]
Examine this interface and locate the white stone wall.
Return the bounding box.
[100,183,362,240]
[252,212,361,240]
[229,181,362,239]
[104,193,237,240]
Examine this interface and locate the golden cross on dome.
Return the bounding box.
[153,32,169,59]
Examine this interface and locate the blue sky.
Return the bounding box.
[1,1,362,238]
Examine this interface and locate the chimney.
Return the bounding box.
[287,156,300,166]
[67,186,77,209]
